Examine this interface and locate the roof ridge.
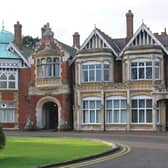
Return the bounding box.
[96,28,121,52]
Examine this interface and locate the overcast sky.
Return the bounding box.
[1,0,168,46]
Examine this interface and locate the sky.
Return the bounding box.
[0,0,168,46]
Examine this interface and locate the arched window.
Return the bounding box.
[130,59,160,80]
[106,96,127,124]
[82,97,101,124]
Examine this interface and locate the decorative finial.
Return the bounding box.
[94,24,96,29]
[2,20,4,30]
[142,19,144,24]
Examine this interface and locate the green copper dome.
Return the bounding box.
[0,29,14,44]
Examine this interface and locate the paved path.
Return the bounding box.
[5,130,168,168]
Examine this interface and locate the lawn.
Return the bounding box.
[0,137,111,168]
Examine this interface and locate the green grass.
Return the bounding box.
[0,137,110,168]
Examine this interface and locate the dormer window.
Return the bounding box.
[37,57,60,78]
[130,59,160,80]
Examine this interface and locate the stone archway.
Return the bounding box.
[35,96,61,129]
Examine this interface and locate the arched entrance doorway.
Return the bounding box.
[36,96,61,129]
[42,101,58,129]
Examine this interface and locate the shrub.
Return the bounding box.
[0,124,5,149]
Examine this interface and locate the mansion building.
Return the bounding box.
[1,10,168,131]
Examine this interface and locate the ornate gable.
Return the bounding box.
[120,23,168,56]
[80,28,118,56]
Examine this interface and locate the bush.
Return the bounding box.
[0,124,5,149]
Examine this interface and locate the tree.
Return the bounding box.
[23,36,40,48]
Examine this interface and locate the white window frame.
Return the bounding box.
[82,61,110,83]
[82,97,101,124]
[0,103,15,123]
[0,68,18,90]
[106,96,127,124]
[131,96,152,124]
[130,59,160,80]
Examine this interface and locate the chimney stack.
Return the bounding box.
[14,21,22,49]
[126,10,134,40]
[73,32,80,49]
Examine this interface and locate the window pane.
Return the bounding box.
[9,74,15,80]
[146,109,152,123]
[90,101,95,109]
[96,110,100,123]
[106,110,112,123]
[90,110,95,123]
[139,68,144,79]
[83,101,88,109]
[121,110,127,123]
[155,67,160,79]
[121,100,126,108]
[89,70,94,81]
[132,110,138,123]
[139,110,145,123]
[132,100,137,108]
[131,68,137,79]
[83,71,88,82]
[139,100,145,108]
[8,110,14,122]
[0,74,7,80]
[104,70,109,81]
[114,100,119,108]
[146,67,152,79]
[96,100,101,108]
[114,110,119,123]
[96,69,101,81]
[146,99,152,108]
[83,110,88,123]
[106,100,112,108]
[0,81,7,88]
[9,82,15,88]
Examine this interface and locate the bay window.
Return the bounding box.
[82,62,110,82]
[131,59,160,80]
[37,57,60,78]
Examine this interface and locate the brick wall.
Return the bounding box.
[18,68,32,128]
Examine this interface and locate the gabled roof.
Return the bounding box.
[80,28,122,57]
[57,40,76,56]
[8,43,30,67]
[119,23,168,56]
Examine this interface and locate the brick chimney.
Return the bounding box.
[14,21,22,49]
[126,10,134,40]
[73,32,80,49]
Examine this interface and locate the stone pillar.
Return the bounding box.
[161,100,166,131]
[101,90,105,131]
[127,87,131,131]
[152,97,157,130]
